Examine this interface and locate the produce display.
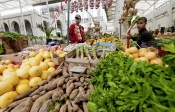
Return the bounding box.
[87,51,175,112]
[23,45,61,52]
[70,0,113,13]
[0,49,58,108]
[156,36,175,47]
[123,47,163,65]
[76,45,97,60]
[119,0,139,25]
[2,62,95,112]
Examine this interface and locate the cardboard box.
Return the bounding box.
[0,55,24,62]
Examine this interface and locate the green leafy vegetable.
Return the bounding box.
[88,52,175,112]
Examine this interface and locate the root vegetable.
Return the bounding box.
[59,94,68,101]
[51,103,61,112]
[83,102,89,112]
[17,97,33,112]
[83,82,88,86]
[80,77,84,83]
[66,83,75,96]
[59,104,67,112]
[30,89,56,112]
[74,82,84,87]
[44,79,56,91]
[47,69,63,81]
[57,77,66,87]
[62,84,66,89]
[8,97,29,108]
[3,107,12,112]
[14,86,38,101]
[30,86,43,96]
[63,67,70,78]
[66,80,74,88]
[71,101,83,112]
[11,97,32,112]
[38,80,48,86]
[70,89,79,100]
[52,90,64,100]
[67,77,79,82]
[32,95,40,101]
[78,87,84,96]
[39,99,54,112]
[66,100,74,112]
[39,90,47,96]
[11,101,24,112]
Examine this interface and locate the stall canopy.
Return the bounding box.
[105,0,170,22]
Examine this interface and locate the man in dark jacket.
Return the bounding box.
[132,17,155,48]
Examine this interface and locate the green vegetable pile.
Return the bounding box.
[156,37,175,47]
[87,51,175,112]
[0,42,3,54]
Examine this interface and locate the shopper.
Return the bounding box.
[132,17,155,48]
[69,14,85,43]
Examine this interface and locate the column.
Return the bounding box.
[0,13,4,31]
[46,0,51,26]
[152,2,156,31]
[97,7,100,22]
[167,0,173,28]
[19,0,26,35]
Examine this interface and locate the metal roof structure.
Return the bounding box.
[0,0,62,12]
[0,0,171,21]
[105,0,170,22]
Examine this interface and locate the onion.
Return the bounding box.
[144,52,156,60]
[132,53,139,59]
[138,57,149,63]
[139,48,147,52]
[150,58,163,66]
[139,51,147,57]
[129,47,138,54]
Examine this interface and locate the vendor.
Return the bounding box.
[69,14,85,43]
[132,17,155,48]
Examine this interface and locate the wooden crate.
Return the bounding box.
[0,55,23,62]
[65,58,90,67]
[51,57,65,65]
[66,49,76,58]
[22,38,28,48]
[5,49,14,54]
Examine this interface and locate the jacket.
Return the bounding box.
[132,28,155,48]
[69,24,85,43]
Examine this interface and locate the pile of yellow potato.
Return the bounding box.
[0,49,58,108]
[123,47,163,66]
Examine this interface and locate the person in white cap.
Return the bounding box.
[69,14,85,43]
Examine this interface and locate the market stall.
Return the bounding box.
[0,0,175,111]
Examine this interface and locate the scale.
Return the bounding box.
[69,66,87,73]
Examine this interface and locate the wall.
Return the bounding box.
[145,1,175,31]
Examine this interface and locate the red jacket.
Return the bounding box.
[69,24,85,43]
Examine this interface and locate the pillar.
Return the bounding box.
[152,2,156,31]
[19,0,26,35]
[46,0,51,26]
[0,13,4,31]
[167,0,173,28]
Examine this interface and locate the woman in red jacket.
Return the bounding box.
[69,14,85,43]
